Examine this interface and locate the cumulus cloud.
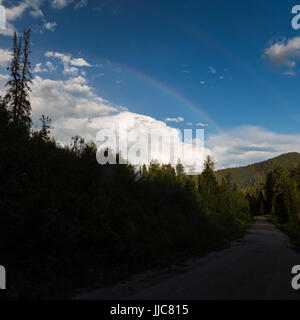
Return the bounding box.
[45,51,91,75]
[51,111,206,173]
[263,37,300,75]
[31,75,118,121]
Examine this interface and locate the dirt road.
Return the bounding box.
[75,217,300,300]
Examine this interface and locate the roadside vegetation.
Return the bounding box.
[247,164,300,250]
[265,216,300,251]
[1,30,253,299]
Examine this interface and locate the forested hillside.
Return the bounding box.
[215,153,300,189]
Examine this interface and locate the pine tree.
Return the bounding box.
[39,115,53,141]
[18,29,32,127]
[5,32,22,122]
[200,155,218,215]
[5,29,32,130]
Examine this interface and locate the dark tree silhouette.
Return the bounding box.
[39,115,53,141]
[5,29,32,130]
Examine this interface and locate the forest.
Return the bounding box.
[0,30,299,299]
[247,163,300,249]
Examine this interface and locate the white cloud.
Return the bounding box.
[196,122,208,127]
[30,8,44,18]
[31,75,118,121]
[263,37,300,74]
[165,116,184,123]
[0,0,85,37]
[51,0,74,10]
[45,51,91,75]
[3,0,44,22]
[33,61,56,73]
[208,66,216,74]
[0,48,11,66]
[51,111,207,173]
[0,0,44,36]
[70,57,91,67]
[5,2,28,21]
[34,63,47,73]
[200,81,206,85]
[44,21,57,32]
[207,126,300,169]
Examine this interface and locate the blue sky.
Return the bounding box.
[1,0,300,168]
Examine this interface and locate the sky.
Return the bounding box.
[1,0,300,169]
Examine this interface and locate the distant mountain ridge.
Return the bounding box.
[215,152,300,189]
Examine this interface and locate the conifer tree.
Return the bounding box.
[200,155,218,215]
[5,29,32,130]
[39,115,53,141]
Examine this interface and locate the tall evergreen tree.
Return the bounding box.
[199,155,218,215]
[5,32,22,122]
[39,115,53,141]
[5,29,32,130]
